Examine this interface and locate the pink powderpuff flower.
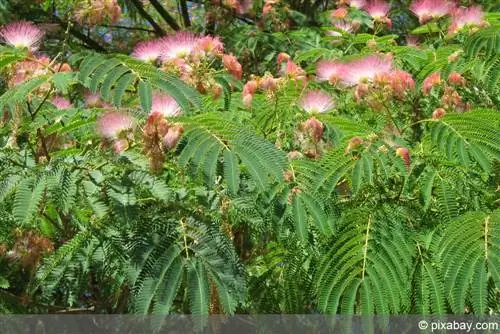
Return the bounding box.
[113,139,129,153]
[277,52,290,65]
[341,54,393,87]
[447,72,466,86]
[396,147,410,169]
[222,54,243,80]
[327,21,359,36]
[421,72,441,94]
[281,60,306,80]
[243,80,259,95]
[0,21,44,50]
[409,0,454,24]
[151,92,182,117]
[259,75,279,92]
[299,90,335,113]
[364,0,391,20]
[432,107,446,119]
[406,35,419,46]
[160,32,199,62]
[235,0,254,15]
[163,124,184,149]
[84,91,111,108]
[331,7,349,19]
[51,96,72,110]
[349,0,367,9]
[195,36,224,57]
[448,6,486,35]
[316,60,345,84]
[131,39,163,63]
[96,111,134,139]
[377,70,415,99]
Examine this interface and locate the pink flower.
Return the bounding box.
[340,54,393,86]
[281,60,306,80]
[195,36,224,57]
[349,0,366,9]
[277,52,290,65]
[163,124,184,149]
[160,32,199,61]
[0,21,44,50]
[131,39,163,62]
[299,90,335,113]
[51,96,72,110]
[316,60,345,84]
[421,72,441,94]
[113,139,129,153]
[406,35,419,46]
[151,92,182,117]
[396,147,410,169]
[235,0,254,14]
[432,108,446,119]
[447,72,466,86]
[327,21,359,36]
[243,80,258,95]
[84,91,110,108]
[96,111,134,139]
[375,70,415,99]
[259,75,279,92]
[331,7,349,19]
[448,6,486,35]
[364,0,391,20]
[222,54,243,80]
[409,0,454,24]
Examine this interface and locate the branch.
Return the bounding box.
[128,0,167,36]
[148,0,181,31]
[179,0,191,27]
[98,24,156,33]
[49,14,107,52]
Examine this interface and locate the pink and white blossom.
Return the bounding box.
[316,60,345,84]
[0,21,44,50]
[349,0,367,9]
[222,54,243,80]
[327,21,358,36]
[51,96,72,110]
[195,36,224,57]
[299,90,335,113]
[421,72,441,94]
[340,54,393,86]
[131,39,163,62]
[151,92,183,117]
[409,0,454,24]
[96,111,134,139]
[364,0,391,20]
[159,32,199,61]
[448,6,486,35]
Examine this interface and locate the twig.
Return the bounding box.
[126,0,168,36]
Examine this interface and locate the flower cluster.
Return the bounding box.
[317,54,394,87]
[422,71,470,114]
[131,31,238,97]
[317,54,415,108]
[448,6,487,35]
[74,0,122,26]
[142,112,184,174]
[409,0,454,24]
[294,117,328,159]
